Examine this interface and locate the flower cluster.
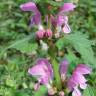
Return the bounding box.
[20,2,76,39]
[28,58,91,96]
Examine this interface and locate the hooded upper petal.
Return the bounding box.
[59,3,76,13]
[20,2,39,13]
[20,2,41,26]
[75,64,92,75]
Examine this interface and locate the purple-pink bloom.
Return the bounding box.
[20,2,41,26]
[59,3,76,14]
[74,64,91,75]
[28,58,53,90]
[57,3,76,33]
[68,64,91,96]
[28,58,69,91]
[51,3,76,34]
[60,59,69,75]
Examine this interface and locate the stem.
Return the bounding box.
[47,14,62,90]
[48,14,51,29]
[51,58,62,90]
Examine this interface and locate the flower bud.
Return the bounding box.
[59,91,65,96]
[45,29,52,38]
[36,30,45,39]
[48,87,57,96]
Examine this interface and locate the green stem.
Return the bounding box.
[51,58,62,90]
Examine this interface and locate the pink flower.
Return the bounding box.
[72,87,81,96]
[28,59,68,91]
[28,58,53,90]
[20,2,41,26]
[57,3,76,33]
[51,3,76,34]
[68,64,91,96]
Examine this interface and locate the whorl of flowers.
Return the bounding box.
[20,2,76,39]
[28,58,91,96]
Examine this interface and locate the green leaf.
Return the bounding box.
[56,32,96,67]
[6,78,16,88]
[46,0,63,7]
[0,33,37,57]
[15,89,31,96]
[83,86,96,96]
[34,86,47,96]
[11,41,38,53]
[65,32,96,66]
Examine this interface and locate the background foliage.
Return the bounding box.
[0,0,96,96]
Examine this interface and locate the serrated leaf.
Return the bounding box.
[11,41,38,53]
[83,86,95,96]
[56,32,96,67]
[0,33,37,57]
[34,86,47,96]
[65,33,96,66]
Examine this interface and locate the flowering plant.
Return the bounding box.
[19,0,92,96]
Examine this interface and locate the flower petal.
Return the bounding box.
[34,83,40,91]
[80,83,87,89]
[62,23,71,33]
[59,59,69,75]
[68,72,87,90]
[73,72,87,84]
[57,15,68,26]
[75,64,92,75]
[60,3,76,13]
[30,13,41,26]
[72,87,81,96]
[20,2,38,13]
[28,63,47,77]
[20,2,41,26]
